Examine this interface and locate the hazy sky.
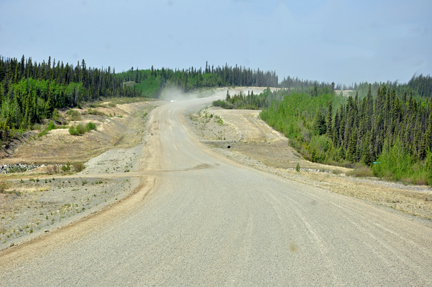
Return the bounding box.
[1,0,431,85]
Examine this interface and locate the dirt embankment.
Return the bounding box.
[187,103,432,221]
[0,131,37,159]
[2,100,158,166]
[0,99,161,250]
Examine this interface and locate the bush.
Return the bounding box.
[47,165,60,175]
[348,165,373,177]
[0,181,7,193]
[38,121,56,137]
[425,152,432,185]
[72,162,85,172]
[76,124,86,135]
[296,163,300,172]
[69,122,95,135]
[372,139,413,181]
[47,121,55,130]
[86,122,97,131]
[88,108,106,116]
[62,162,71,172]
[67,110,81,121]
[69,126,79,135]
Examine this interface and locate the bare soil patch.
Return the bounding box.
[2,99,160,165]
[0,99,162,250]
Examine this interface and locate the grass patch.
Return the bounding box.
[0,181,7,193]
[38,121,56,138]
[87,108,106,116]
[67,109,82,121]
[348,165,374,177]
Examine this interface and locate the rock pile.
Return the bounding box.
[0,163,43,174]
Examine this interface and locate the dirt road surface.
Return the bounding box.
[1,90,432,286]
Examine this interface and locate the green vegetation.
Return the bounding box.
[67,109,81,121]
[213,89,270,109]
[69,122,96,136]
[116,63,279,98]
[1,56,280,142]
[0,55,141,141]
[216,82,432,185]
[87,108,106,116]
[263,85,432,184]
[62,162,71,172]
[37,120,56,137]
[349,75,432,100]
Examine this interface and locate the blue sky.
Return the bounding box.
[0,0,431,85]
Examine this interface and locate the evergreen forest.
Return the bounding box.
[217,80,432,184]
[0,56,278,140]
[0,55,141,136]
[116,62,279,98]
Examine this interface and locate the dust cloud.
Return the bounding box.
[160,87,222,103]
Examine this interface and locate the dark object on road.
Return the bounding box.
[227,145,231,149]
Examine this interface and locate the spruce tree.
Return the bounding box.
[346,129,357,162]
[361,130,372,165]
[326,101,332,136]
[313,108,326,135]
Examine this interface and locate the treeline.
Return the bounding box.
[259,85,432,184]
[212,88,279,109]
[279,76,362,91]
[0,55,140,134]
[116,62,279,98]
[340,74,432,100]
[212,80,336,110]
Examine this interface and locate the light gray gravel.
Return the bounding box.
[1,94,432,286]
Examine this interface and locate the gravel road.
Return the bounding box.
[1,92,432,286]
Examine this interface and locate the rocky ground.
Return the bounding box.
[0,98,158,250]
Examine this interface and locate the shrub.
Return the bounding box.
[38,129,49,138]
[69,123,95,135]
[86,122,97,132]
[296,163,300,172]
[348,165,373,177]
[72,162,85,172]
[62,162,71,172]
[69,126,79,135]
[76,124,86,135]
[88,108,106,116]
[38,120,56,137]
[47,121,55,130]
[67,110,81,121]
[0,181,7,193]
[46,165,60,175]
